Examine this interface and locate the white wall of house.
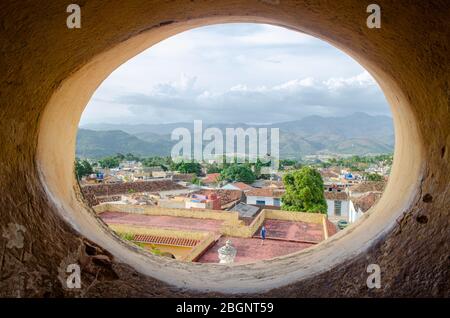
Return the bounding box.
[246,196,281,207]
[348,200,364,223]
[185,200,208,209]
[326,199,350,221]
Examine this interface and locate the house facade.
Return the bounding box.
[246,188,284,207]
[324,191,350,223]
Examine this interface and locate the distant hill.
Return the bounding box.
[279,112,394,138]
[80,122,193,135]
[77,113,394,159]
[76,129,172,158]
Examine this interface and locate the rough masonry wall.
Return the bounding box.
[0,0,448,297]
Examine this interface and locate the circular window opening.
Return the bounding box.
[75,23,393,265]
[36,15,423,293]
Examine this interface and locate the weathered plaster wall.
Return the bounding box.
[0,0,449,297]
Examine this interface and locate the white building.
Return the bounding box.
[245,188,284,207]
[349,191,383,223]
[324,191,350,223]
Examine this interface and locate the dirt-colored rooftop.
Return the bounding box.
[172,173,196,182]
[81,179,188,207]
[246,188,285,198]
[320,169,340,179]
[349,181,386,193]
[263,180,285,189]
[324,191,349,201]
[229,182,254,191]
[202,173,221,184]
[100,211,223,233]
[353,191,383,212]
[82,179,187,204]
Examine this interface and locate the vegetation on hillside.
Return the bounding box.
[77,113,394,159]
[171,161,202,175]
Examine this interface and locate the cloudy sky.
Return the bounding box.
[80,23,390,125]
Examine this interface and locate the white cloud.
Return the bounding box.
[84,71,387,124]
[324,71,376,90]
[80,23,389,125]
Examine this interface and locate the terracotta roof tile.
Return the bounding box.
[324,191,349,201]
[350,181,386,193]
[133,234,200,247]
[202,173,221,184]
[320,170,340,179]
[194,189,243,207]
[230,182,254,191]
[353,192,383,212]
[246,188,285,198]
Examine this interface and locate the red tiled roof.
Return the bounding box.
[133,234,200,247]
[350,181,386,193]
[324,191,349,201]
[230,182,254,191]
[353,192,383,212]
[246,188,285,198]
[202,173,221,184]
[194,189,243,207]
[320,170,340,179]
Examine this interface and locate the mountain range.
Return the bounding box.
[77,112,394,159]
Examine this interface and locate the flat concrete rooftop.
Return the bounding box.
[255,219,325,243]
[197,236,314,264]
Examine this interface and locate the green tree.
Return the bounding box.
[125,153,140,161]
[115,153,125,161]
[173,161,202,175]
[206,162,222,174]
[280,159,299,170]
[74,158,94,180]
[142,156,172,171]
[253,158,271,178]
[98,156,120,169]
[191,176,203,186]
[364,172,384,181]
[221,164,256,184]
[282,166,327,213]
